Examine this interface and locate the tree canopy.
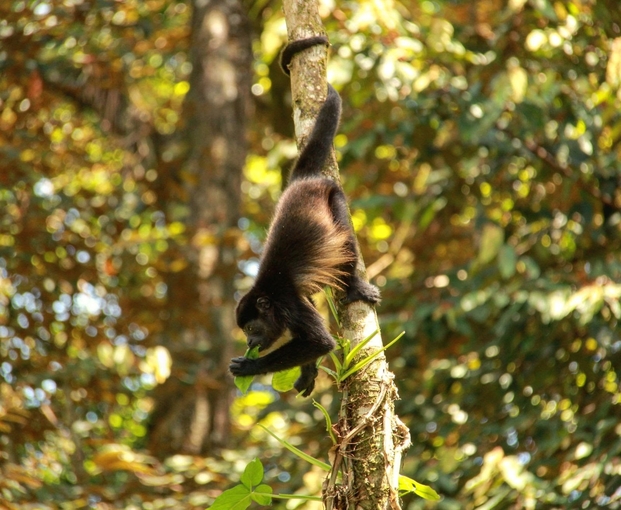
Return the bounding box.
[1,0,620,508]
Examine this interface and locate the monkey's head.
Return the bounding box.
[236,290,286,352]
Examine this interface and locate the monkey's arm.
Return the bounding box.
[230,319,335,395]
[229,329,334,375]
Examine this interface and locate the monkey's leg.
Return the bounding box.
[295,363,319,397]
[328,188,381,305]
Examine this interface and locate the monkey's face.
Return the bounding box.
[236,291,285,352]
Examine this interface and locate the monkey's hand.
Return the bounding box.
[229,356,260,377]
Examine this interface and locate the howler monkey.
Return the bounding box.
[229,36,380,397]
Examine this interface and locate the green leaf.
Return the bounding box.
[398,475,416,492]
[209,484,252,510]
[477,223,504,266]
[337,336,352,361]
[419,202,439,230]
[251,484,273,505]
[324,287,341,326]
[272,367,300,392]
[340,332,404,382]
[344,329,379,368]
[518,101,545,131]
[313,400,337,445]
[234,346,260,394]
[498,244,517,279]
[399,475,441,501]
[413,483,441,501]
[328,351,342,373]
[319,365,338,380]
[240,458,263,489]
[258,424,331,471]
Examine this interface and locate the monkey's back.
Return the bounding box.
[259,177,355,296]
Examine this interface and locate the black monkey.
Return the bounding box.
[229,36,380,397]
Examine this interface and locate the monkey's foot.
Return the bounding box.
[342,278,381,306]
[294,363,318,397]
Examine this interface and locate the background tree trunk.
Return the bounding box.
[148,0,252,455]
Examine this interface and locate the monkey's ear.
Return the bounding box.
[256,297,271,311]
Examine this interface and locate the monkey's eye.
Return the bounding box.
[256,297,270,311]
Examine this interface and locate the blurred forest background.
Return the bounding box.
[1,0,621,508]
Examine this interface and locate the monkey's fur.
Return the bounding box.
[229,37,380,396]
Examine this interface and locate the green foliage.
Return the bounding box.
[312,400,337,445]
[399,475,441,502]
[339,330,404,382]
[209,459,274,509]
[318,1,621,508]
[3,0,621,507]
[211,426,437,507]
[226,298,424,505]
[209,458,318,509]
[271,366,301,392]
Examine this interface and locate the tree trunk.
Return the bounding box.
[281,2,411,508]
[148,0,251,455]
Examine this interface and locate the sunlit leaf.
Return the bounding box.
[477,224,504,266]
[251,484,273,505]
[272,367,299,392]
[399,475,441,501]
[240,458,263,489]
[91,445,156,475]
[340,331,404,382]
[209,485,251,510]
[498,244,517,279]
[313,400,337,445]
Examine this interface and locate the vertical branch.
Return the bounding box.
[281,2,411,509]
[281,2,337,177]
